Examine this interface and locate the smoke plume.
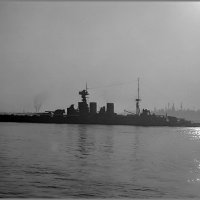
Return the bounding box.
[33,92,48,112]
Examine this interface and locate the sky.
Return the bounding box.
[0,1,200,113]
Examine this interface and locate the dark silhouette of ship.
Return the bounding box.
[0,79,199,127]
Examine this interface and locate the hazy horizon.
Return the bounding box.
[1,1,200,113]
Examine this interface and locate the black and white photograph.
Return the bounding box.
[1,0,200,198]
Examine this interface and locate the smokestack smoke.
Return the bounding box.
[33,92,48,112]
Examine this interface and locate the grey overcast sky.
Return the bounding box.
[0,1,200,113]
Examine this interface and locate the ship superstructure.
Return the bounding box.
[67,83,115,121]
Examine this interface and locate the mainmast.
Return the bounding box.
[135,78,141,115]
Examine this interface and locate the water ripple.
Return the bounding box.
[1,123,200,198]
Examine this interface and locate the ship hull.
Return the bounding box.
[0,114,197,127]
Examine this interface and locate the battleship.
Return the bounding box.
[0,79,199,127]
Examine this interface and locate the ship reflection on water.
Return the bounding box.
[77,125,94,158]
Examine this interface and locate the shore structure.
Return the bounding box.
[0,81,198,127]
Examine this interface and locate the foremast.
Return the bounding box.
[78,83,89,114]
[79,83,89,103]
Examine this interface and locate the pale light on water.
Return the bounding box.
[188,128,200,140]
[1,123,200,198]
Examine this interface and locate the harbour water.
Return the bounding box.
[1,123,200,198]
